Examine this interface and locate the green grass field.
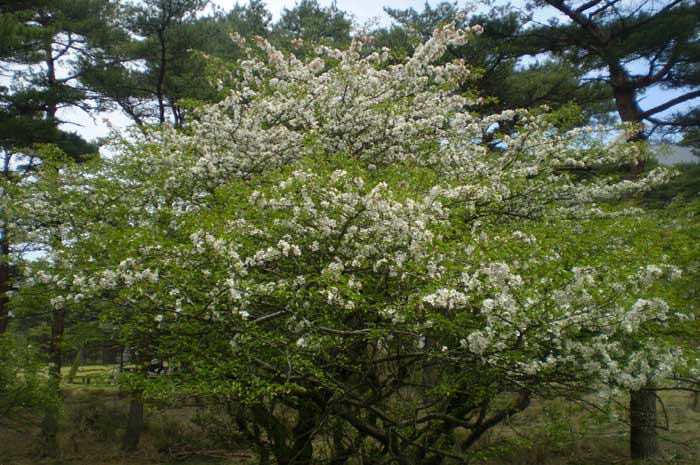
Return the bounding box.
[59,364,121,389]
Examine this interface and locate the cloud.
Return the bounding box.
[211,0,438,27]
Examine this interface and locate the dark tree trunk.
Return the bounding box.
[0,232,10,334]
[118,346,125,371]
[156,30,168,125]
[612,87,643,130]
[288,407,315,465]
[44,37,59,122]
[610,66,647,176]
[122,394,145,452]
[40,403,61,459]
[40,307,65,458]
[609,66,660,462]
[0,154,9,334]
[630,385,659,460]
[123,350,150,452]
[250,403,316,465]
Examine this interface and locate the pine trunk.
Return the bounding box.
[630,386,659,460]
[40,306,65,458]
[610,67,646,176]
[40,403,61,459]
[0,233,10,334]
[609,67,660,461]
[122,394,144,452]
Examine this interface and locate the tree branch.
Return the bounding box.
[640,90,700,119]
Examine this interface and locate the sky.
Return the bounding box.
[211,0,445,27]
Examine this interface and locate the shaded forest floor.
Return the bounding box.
[1,383,698,465]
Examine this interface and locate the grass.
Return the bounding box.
[471,391,700,465]
[1,382,698,465]
[0,387,251,465]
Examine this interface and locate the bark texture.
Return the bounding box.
[610,66,646,176]
[630,386,659,460]
[122,395,145,452]
[39,307,65,458]
[39,404,61,459]
[0,233,10,334]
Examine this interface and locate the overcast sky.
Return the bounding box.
[211,0,444,26]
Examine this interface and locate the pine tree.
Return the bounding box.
[272,0,352,58]
[82,0,212,128]
[525,0,700,142]
[0,1,120,456]
[378,2,614,131]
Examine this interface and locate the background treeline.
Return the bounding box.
[2,0,699,149]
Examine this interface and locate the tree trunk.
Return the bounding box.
[1,126,14,334]
[44,36,58,122]
[613,88,643,135]
[630,385,659,460]
[40,306,65,458]
[288,407,315,465]
[250,403,316,465]
[689,391,699,412]
[122,394,144,452]
[0,232,10,334]
[609,66,659,461]
[156,30,168,125]
[610,66,646,177]
[66,348,82,384]
[40,401,61,459]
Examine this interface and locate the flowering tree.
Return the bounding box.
[5,24,694,464]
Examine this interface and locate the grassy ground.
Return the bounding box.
[59,364,122,391]
[0,387,251,465]
[1,385,698,465]
[473,391,700,465]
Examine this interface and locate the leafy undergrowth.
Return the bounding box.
[1,389,698,465]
